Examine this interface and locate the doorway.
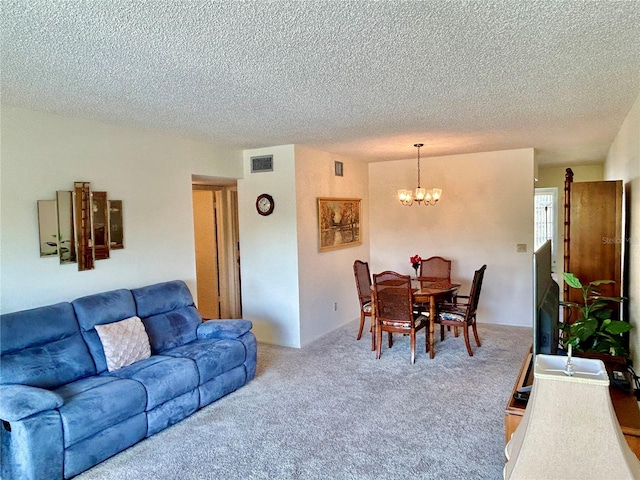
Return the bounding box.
[192,181,241,319]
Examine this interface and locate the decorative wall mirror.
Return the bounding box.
[109,200,124,249]
[92,191,109,260]
[37,200,58,257]
[56,191,77,265]
[39,182,124,271]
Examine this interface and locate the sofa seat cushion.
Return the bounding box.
[162,338,246,385]
[55,376,146,448]
[104,355,199,410]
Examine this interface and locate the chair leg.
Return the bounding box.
[357,312,365,340]
[472,322,482,347]
[410,329,416,364]
[376,325,382,359]
[463,325,474,356]
[440,324,445,341]
[370,316,376,351]
[388,332,393,348]
[454,326,460,337]
[425,327,429,352]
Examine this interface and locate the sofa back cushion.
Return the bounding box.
[131,280,202,353]
[0,303,96,388]
[72,289,138,373]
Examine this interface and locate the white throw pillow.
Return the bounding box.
[95,316,151,372]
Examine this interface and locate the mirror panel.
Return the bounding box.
[74,182,95,271]
[92,191,110,260]
[109,200,124,249]
[56,191,77,264]
[38,200,58,257]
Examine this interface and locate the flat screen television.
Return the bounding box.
[532,240,560,357]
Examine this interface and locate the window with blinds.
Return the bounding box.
[534,188,558,267]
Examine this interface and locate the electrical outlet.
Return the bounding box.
[333,302,338,311]
[517,244,527,253]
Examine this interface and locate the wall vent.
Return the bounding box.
[251,155,273,173]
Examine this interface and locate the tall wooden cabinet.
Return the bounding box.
[563,169,623,315]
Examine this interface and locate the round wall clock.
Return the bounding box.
[256,193,275,216]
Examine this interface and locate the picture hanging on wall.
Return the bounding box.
[317,198,362,252]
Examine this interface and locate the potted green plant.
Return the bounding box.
[560,272,629,360]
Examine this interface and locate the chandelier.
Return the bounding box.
[398,143,442,206]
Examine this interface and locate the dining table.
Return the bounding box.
[413,280,460,359]
[370,278,460,359]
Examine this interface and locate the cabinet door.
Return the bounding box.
[567,180,622,307]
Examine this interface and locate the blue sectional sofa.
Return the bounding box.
[0,280,257,479]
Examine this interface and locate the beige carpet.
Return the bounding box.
[77,320,532,479]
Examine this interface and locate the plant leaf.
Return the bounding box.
[591,295,624,303]
[563,273,582,289]
[592,308,614,320]
[603,321,633,334]
[571,319,597,341]
[564,337,580,348]
[559,301,580,308]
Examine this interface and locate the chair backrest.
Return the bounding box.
[372,271,413,323]
[419,256,452,288]
[419,256,452,281]
[468,265,487,315]
[353,260,372,307]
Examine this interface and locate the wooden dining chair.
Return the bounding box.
[419,256,452,288]
[372,271,428,364]
[418,256,458,335]
[353,260,374,349]
[435,265,487,356]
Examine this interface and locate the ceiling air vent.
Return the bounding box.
[251,155,273,173]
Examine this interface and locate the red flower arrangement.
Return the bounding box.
[410,255,422,274]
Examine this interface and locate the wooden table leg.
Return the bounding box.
[371,311,376,352]
[429,296,436,359]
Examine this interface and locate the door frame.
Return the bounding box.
[192,182,242,318]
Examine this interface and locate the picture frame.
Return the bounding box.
[317,198,362,252]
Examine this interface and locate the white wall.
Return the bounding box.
[295,145,369,346]
[237,144,369,348]
[0,106,242,313]
[605,92,640,367]
[237,145,301,347]
[369,148,535,327]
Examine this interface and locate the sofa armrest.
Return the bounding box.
[0,384,64,422]
[197,319,253,340]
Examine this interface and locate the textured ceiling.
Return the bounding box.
[2,1,639,165]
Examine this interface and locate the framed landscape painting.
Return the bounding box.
[317,198,362,252]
